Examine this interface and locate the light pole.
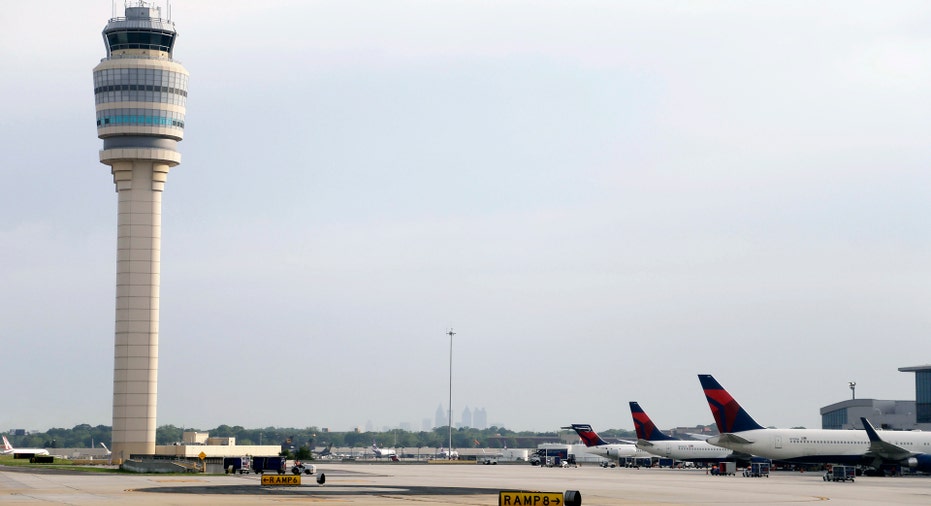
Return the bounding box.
[447,328,456,459]
[849,381,856,400]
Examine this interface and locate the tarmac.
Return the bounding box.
[2,462,931,505]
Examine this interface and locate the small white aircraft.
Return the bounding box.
[437,447,459,459]
[1,436,50,456]
[371,440,398,460]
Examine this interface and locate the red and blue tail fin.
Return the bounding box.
[629,402,676,441]
[563,424,609,447]
[698,374,765,433]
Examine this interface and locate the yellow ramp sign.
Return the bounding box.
[261,474,301,486]
[499,491,564,506]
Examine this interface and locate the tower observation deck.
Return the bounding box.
[93,1,189,462]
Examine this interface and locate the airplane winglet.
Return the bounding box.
[861,417,882,442]
[861,417,912,460]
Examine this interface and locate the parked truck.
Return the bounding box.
[743,461,770,477]
[711,461,736,476]
[251,456,286,474]
[222,456,251,474]
[824,465,855,482]
[532,447,577,467]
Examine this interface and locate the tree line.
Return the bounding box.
[4,424,638,450]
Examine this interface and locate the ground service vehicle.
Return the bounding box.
[824,465,855,482]
[622,457,652,468]
[743,462,770,477]
[251,456,286,474]
[222,457,251,474]
[533,447,576,467]
[712,462,736,476]
[291,463,316,475]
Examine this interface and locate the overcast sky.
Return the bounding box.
[2,0,931,436]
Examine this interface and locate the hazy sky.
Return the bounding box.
[3,0,931,435]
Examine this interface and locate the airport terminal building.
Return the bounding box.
[820,365,931,431]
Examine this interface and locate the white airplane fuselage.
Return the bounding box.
[706,428,929,464]
[638,439,733,461]
[578,443,651,460]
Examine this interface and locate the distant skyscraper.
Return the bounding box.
[474,407,487,429]
[461,406,472,428]
[435,404,445,428]
[93,1,189,461]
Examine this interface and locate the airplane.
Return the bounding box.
[698,373,931,470]
[1,436,50,456]
[860,417,931,473]
[100,442,111,456]
[437,447,459,459]
[313,443,333,458]
[563,423,653,461]
[629,401,737,462]
[371,440,398,460]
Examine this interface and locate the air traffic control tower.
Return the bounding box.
[93,1,189,461]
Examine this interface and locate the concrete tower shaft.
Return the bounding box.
[93,1,188,461]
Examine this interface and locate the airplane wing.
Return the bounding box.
[861,417,914,460]
[684,433,712,441]
[636,439,655,448]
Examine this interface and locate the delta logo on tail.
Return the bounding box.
[698,374,764,434]
[629,402,675,441]
[565,424,609,447]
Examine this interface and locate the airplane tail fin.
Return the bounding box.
[2,436,12,451]
[629,402,676,441]
[562,424,609,447]
[698,374,765,433]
